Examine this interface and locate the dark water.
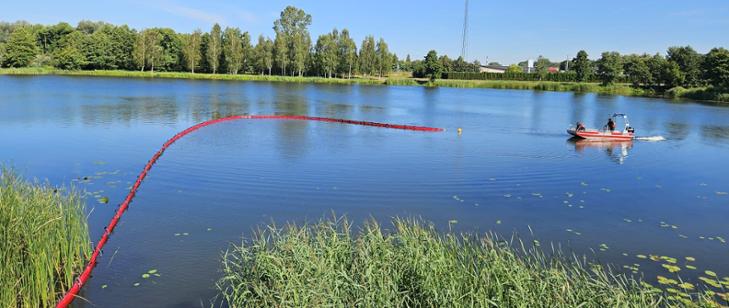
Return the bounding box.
[1,75,728,306]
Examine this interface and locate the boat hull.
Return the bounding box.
[567,128,634,140]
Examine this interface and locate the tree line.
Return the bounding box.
[0,6,398,78]
[438,47,729,92]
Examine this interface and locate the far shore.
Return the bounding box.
[2,67,725,104]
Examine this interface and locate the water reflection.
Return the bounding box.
[568,138,632,164]
[701,125,729,142]
[665,122,690,140]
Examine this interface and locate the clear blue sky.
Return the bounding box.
[3,0,729,64]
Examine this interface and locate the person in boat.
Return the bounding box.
[606,118,616,131]
[575,121,585,131]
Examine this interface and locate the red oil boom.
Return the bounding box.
[57,115,443,307]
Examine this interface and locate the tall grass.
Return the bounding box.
[218,217,720,307]
[0,170,90,307]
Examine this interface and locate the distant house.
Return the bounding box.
[479,63,561,74]
[479,65,509,73]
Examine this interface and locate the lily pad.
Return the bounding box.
[142,273,150,279]
[705,270,717,277]
[685,256,696,262]
[148,269,158,274]
[678,282,694,290]
[662,264,681,273]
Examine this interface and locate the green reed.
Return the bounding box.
[217,216,721,307]
[0,170,90,307]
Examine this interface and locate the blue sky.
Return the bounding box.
[3,0,729,64]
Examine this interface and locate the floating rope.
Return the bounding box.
[57,115,443,307]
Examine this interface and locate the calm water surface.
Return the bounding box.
[1,75,728,307]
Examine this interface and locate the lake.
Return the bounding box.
[1,75,728,307]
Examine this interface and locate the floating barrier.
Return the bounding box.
[57,115,443,307]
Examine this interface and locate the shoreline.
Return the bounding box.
[2,67,726,104]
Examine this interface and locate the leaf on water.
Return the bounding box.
[637,254,647,259]
[699,276,722,288]
[705,270,717,277]
[657,275,678,285]
[678,282,694,290]
[685,256,696,262]
[662,264,681,273]
[148,269,158,274]
[142,273,150,279]
[661,256,678,264]
[182,232,189,236]
[101,284,108,289]
[153,273,161,277]
[686,265,697,270]
[174,233,180,236]
[621,252,628,256]
[97,196,109,204]
[623,218,632,223]
[133,282,140,287]
[495,220,501,224]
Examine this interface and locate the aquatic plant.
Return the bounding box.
[0,169,90,307]
[217,217,720,307]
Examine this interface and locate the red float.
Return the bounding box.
[57,115,443,307]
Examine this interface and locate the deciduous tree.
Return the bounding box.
[358,36,376,75]
[206,24,222,74]
[222,27,243,74]
[596,51,622,85]
[337,29,356,78]
[423,50,441,81]
[703,47,729,90]
[571,50,592,82]
[181,30,202,73]
[375,38,392,77]
[2,27,39,67]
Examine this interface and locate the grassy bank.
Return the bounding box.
[2,67,727,103]
[0,170,90,307]
[217,217,721,307]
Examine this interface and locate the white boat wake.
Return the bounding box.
[635,136,666,142]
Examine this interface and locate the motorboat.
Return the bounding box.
[567,113,635,140]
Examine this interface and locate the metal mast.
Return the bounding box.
[460,0,469,60]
